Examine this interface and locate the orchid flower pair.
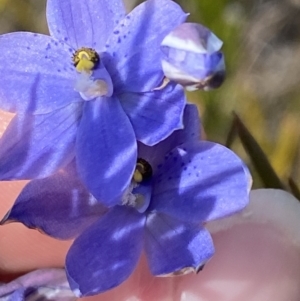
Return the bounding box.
[0,0,249,297]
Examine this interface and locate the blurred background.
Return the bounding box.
[1,0,300,189]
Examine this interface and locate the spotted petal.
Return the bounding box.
[0,32,80,114]
[145,213,214,276]
[0,103,82,180]
[76,98,137,206]
[66,206,145,297]
[150,141,250,223]
[47,0,125,50]
[1,162,107,240]
[119,83,185,146]
[104,0,188,93]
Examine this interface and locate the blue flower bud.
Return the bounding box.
[161,23,225,91]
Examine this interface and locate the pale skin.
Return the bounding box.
[0,112,300,301]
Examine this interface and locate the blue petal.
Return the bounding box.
[103,0,188,93]
[119,83,185,146]
[0,32,81,114]
[0,103,82,180]
[162,50,226,90]
[1,162,107,240]
[76,98,137,206]
[0,269,76,301]
[145,213,214,276]
[47,0,125,50]
[66,206,145,297]
[138,103,201,169]
[150,141,250,223]
[160,23,226,90]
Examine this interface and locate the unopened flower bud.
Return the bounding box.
[161,23,225,91]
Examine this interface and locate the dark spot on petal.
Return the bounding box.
[121,23,125,27]
[188,159,192,163]
[117,37,121,43]
[113,30,120,34]
[168,176,172,180]
[184,167,187,171]
[115,20,119,24]
[157,164,163,169]
[191,132,195,136]
[64,37,68,41]
[26,46,30,50]
[112,52,116,57]
[105,44,110,48]
[196,173,199,177]
[193,166,197,169]
[188,173,191,176]
[126,15,131,20]
[68,48,73,53]
[123,35,127,39]
[54,42,58,46]
[181,163,185,167]
[173,157,178,162]
[57,29,61,34]
[33,33,38,37]
[44,55,48,59]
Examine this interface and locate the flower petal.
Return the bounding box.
[0,103,82,180]
[145,213,214,276]
[103,0,187,93]
[47,0,125,50]
[150,141,250,223]
[76,98,137,206]
[66,206,145,297]
[1,162,107,240]
[138,103,201,169]
[119,83,185,146]
[161,23,226,90]
[0,269,76,301]
[0,32,80,114]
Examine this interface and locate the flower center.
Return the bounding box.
[122,158,153,213]
[72,47,113,100]
[133,158,153,183]
[72,47,100,73]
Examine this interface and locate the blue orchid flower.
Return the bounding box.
[1,104,251,296]
[0,0,188,205]
[0,269,76,301]
[161,23,226,90]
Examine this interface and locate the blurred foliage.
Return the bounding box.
[1,0,300,190]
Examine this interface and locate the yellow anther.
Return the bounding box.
[76,56,95,73]
[133,158,153,183]
[133,169,143,183]
[72,47,99,73]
